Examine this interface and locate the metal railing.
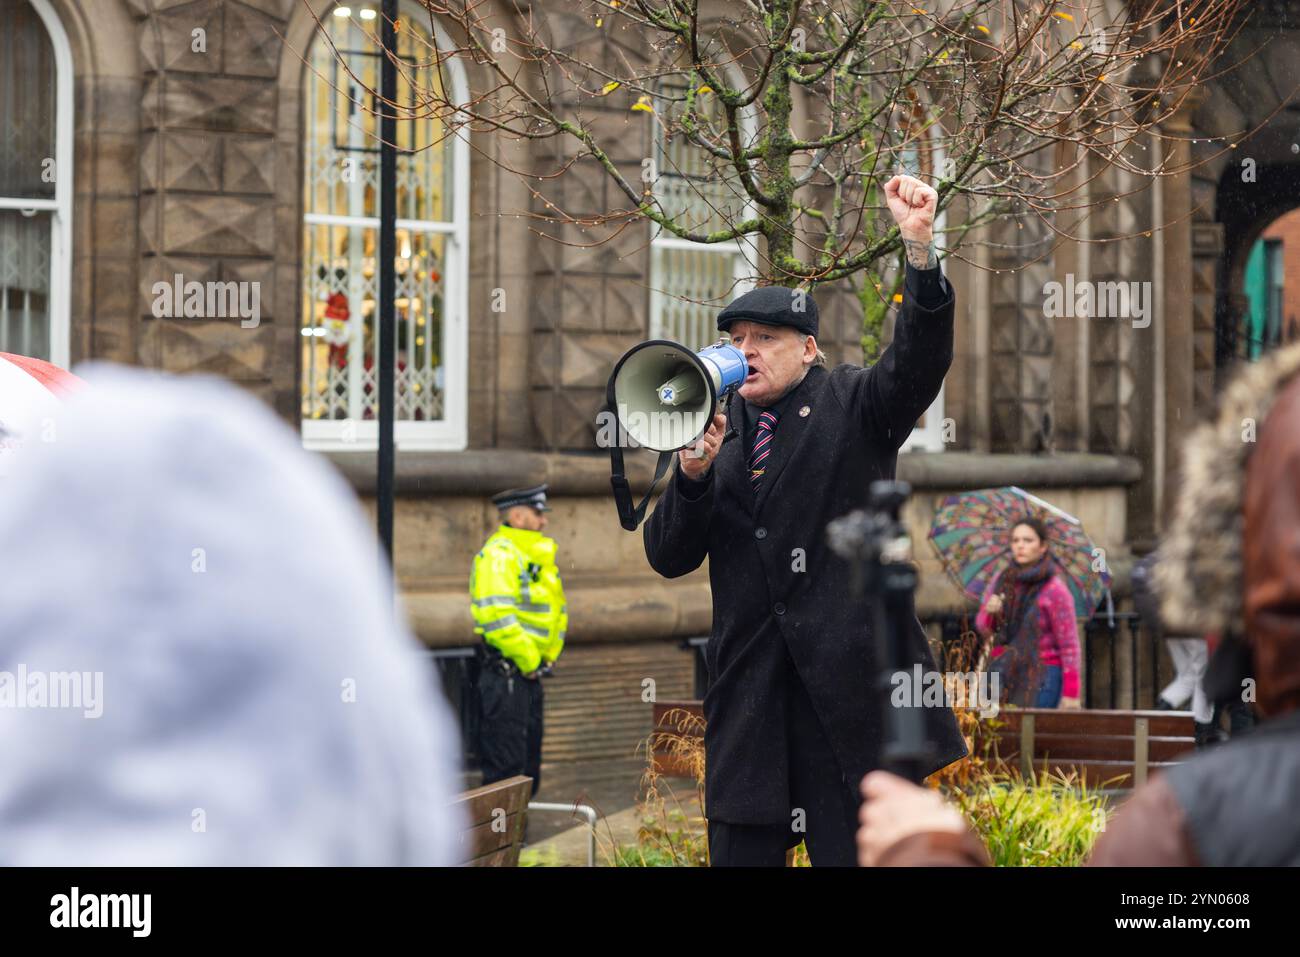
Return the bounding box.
[1081,612,1164,710]
[927,610,1167,710]
[682,611,1169,710]
[426,648,480,770]
[525,802,599,867]
[433,612,1174,786]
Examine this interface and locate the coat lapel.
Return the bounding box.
[714,391,752,517]
[754,366,827,516]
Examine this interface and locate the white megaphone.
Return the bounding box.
[605,339,748,530]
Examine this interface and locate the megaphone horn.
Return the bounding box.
[605,338,748,530]
[608,339,748,452]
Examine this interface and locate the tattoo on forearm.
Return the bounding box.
[903,238,938,270]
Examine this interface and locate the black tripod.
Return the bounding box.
[826,480,934,784]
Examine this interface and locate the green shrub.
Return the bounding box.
[949,766,1111,867]
[518,846,560,868]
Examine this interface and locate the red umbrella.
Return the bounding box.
[0,352,85,472]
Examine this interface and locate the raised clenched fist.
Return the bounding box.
[884,173,938,246]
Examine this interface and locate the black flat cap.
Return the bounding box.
[492,484,551,512]
[717,285,819,338]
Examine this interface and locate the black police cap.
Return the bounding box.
[491,484,551,512]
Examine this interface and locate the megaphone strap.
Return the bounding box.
[609,432,675,532]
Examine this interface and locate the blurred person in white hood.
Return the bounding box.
[0,364,463,865]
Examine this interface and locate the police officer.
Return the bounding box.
[470,484,567,796]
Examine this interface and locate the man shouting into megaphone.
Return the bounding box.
[644,174,967,866]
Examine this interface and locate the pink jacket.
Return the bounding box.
[975,570,1081,699]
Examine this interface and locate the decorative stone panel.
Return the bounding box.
[132,0,289,393]
[526,15,656,450]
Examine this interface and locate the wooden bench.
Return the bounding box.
[653,701,1198,793]
[452,775,533,866]
[977,708,1197,791]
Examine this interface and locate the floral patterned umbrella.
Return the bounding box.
[928,486,1111,619]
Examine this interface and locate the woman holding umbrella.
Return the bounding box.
[974,517,1082,709]
[931,487,1105,708]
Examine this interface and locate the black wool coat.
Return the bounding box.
[644,275,968,824]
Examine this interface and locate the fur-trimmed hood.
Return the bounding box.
[1156,341,1300,717]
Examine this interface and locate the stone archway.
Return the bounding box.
[1214,162,1300,366]
[1191,1,1300,386]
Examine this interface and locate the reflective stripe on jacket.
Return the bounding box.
[469,524,567,673]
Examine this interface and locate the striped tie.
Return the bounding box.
[749,409,779,493]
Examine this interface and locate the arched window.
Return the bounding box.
[649,75,758,350]
[0,0,72,365]
[300,2,468,450]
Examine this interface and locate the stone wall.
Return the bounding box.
[326,448,1141,648]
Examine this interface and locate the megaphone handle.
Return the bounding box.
[719,386,738,443]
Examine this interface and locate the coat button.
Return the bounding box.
[774,602,786,615]
[755,527,768,540]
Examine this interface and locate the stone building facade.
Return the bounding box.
[4,0,1297,780]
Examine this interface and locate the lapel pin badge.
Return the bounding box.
[799,405,811,417]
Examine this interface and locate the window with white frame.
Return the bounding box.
[0,0,72,367]
[649,77,757,350]
[300,2,468,450]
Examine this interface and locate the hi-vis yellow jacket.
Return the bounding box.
[469,524,567,674]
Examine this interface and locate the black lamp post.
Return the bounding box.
[377,0,398,563]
